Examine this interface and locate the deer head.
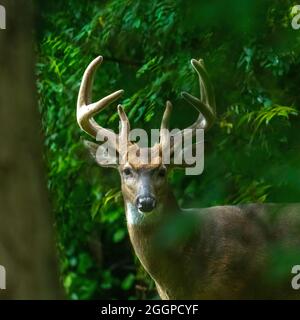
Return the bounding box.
[77,56,216,215]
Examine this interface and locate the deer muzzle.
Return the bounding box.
[136,196,156,213]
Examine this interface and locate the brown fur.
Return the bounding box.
[125,201,300,299]
[125,144,162,170]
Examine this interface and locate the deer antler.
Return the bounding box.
[160,100,172,152]
[181,58,216,131]
[77,56,127,150]
[159,58,216,164]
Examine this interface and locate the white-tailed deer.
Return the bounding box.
[77,56,300,299]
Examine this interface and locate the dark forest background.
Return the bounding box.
[36,0,300,299]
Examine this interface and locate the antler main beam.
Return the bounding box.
[181,58,216,130]
[77,56,125,147]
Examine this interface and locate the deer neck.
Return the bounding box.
[124,188,180,276]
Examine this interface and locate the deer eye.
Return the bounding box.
[123,167,133,176]
[158,168,167,178]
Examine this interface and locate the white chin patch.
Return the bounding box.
[126,203,159,225]
[138,208,153,215]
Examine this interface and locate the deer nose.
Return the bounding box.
[136,196,156,213]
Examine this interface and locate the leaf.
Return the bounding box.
[121,274,135,290]
[113,228,126,243]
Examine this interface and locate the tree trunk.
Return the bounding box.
[0,0,62,299]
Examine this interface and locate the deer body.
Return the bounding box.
[125,191,300,299]
[77,56,300,299]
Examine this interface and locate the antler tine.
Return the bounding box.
[117,104,132,159]
[77,56,124,144]
[117,104,130,141]
[181,59,216,130]
[160,100,172,150]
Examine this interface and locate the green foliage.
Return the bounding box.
[36,0,300,299]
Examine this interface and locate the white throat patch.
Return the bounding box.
[126,202,162,226]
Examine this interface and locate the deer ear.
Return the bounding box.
[83,140,119,168]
